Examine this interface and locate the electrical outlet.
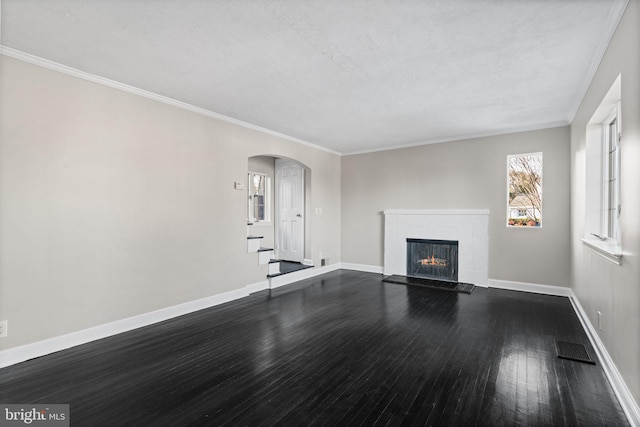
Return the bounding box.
[0,320,7,338]
[597,311,602,330]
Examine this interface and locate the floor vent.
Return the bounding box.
[556,341,595,365]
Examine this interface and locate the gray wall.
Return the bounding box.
[0,55,341,350]
[2,5,638,405]
[341,126,571,287]
[570,0,640,403]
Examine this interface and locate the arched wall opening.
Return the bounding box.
[247,155,312,266]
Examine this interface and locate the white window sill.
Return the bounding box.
[581,238,622,264]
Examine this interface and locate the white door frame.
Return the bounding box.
[275,159,305,262]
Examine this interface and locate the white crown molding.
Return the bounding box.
[341,122,570,156]
[339,0,628,157]
[566,0,629,124]
[0,46,342,157]
[0,46,570,159]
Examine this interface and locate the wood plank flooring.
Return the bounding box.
[0,270,629,426]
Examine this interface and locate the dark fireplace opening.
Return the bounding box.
[406,238,459,282]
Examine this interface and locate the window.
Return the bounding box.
[583,74,622,262]
[247,172,271,223]
[507,152,542,227]
[604,110,620,240]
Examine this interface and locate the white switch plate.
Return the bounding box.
[0,320,7,338]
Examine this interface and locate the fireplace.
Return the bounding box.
[407,238,459,282]
[384,209,489,286]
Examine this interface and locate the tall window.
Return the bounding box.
[247,172,271,223]
[507,152,543,227]
[604,110,620,240]
[583,74,622,262]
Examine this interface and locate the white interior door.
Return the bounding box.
[275,159,304,262]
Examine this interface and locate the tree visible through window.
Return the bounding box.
[247,172,271,223]
[507,153,542,227]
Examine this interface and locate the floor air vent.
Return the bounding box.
[556,340,595,365]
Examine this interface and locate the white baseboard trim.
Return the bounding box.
[339,263,384,274]
[4,267,638,427]
[488,279,572,296]
[245,279,270,294]
[484,279,640,426]
[268,264,341,289]
[569,291,640,427]
[0,265,345,369]
[0,287,248,369]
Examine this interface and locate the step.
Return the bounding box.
[247,235,263,253]
[268,260,280,275]
[267,260,313,278]
[258,248,274,265]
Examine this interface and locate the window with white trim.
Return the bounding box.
[583,74,622,262]
[507,152,542,227]
[247,172,271,224]
[603,108,621,241]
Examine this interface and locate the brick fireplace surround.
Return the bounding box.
[383,209,489,286]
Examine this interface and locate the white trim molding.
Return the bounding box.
[268,264,341,289]
[245,280,270,295]
[0,286,248,369]
[383,209,490,216]
[488,279,572,296]
[0,46,341,157]
[569,291,640,427]
[340,263,384,274]
[581,238,622,265]
[2,265,638,427]
[0,264,339,368]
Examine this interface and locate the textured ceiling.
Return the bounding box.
[0,0,628,154]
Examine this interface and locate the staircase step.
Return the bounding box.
[247,235,263,253]
[258,248,274,265]
[268,260,280,275]
[267,260,313,278]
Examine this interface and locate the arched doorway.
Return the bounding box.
[247,155,310,268]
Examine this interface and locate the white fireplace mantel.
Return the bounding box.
[383,209,489,286]
[384,209,490,216]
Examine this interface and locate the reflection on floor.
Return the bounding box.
[0,270,630,426]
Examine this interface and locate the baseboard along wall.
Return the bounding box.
[1,262,638,427]
[569,293,640,427]
[0,286,248,369]
[0,264,341,369]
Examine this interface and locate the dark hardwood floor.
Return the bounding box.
[0,270,629,426]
